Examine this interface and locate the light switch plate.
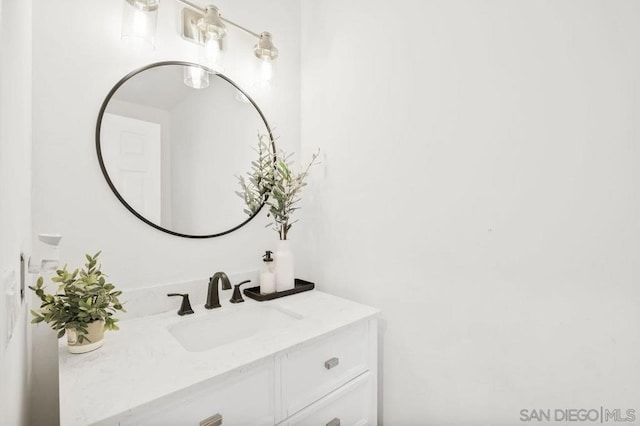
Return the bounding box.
[2,268,19,348]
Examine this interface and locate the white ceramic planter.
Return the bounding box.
[67,320,105,354]
[274,239,295,292]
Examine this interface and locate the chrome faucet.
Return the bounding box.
[205,272,231,309]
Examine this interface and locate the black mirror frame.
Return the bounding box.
[96,61,275,239]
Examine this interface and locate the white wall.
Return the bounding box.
[0,0,33,425]
[33,0,300,287]
[169,81,261,234]
[300,1,640,424]
[31,0,300,423]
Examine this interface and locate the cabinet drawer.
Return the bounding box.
[281,322,370,417]
[284,372,373,426]
[120,362,275,426]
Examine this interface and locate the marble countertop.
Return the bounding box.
[58,289,379,426]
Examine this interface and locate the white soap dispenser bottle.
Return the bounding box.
[260,250,276,294]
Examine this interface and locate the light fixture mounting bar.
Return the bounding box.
[176,0,205,13]
[219,17,260,39]
[175,0,262,39]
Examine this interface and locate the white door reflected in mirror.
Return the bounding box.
[101,113,162,224]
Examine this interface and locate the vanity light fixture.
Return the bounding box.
[254,32,279,61]
[196,5,226,40]
[121,0,279,87]
[253,32,278,88]
[180,1,279,87]
[121,0,160,49]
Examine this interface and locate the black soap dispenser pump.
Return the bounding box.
[260,250,276,294]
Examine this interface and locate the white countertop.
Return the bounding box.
[58,289,379,426]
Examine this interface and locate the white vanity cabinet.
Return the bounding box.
[278,320,375,423]
[283,372,374,426]
[113,319,377,426]
[59,291,379,426]
[118,363,276,426]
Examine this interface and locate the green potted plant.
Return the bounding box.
[30,251,125,354]
[237,135,319,291]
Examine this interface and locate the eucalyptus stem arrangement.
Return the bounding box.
[30,252,124,344]
[236,134,274,218]
[237,134,320,240]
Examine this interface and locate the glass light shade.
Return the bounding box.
[253,57,273,89]
[121,0,160,49]
[204,38,225,74]
[183,66,210,89]
[197,6,227,41]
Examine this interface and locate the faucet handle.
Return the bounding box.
[167,293,195,316]
[229,280,251,304]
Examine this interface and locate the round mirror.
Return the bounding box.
[96,61,274,238]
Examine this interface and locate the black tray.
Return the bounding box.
[243,278,315,301]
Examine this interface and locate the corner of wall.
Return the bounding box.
[0,0,34,424]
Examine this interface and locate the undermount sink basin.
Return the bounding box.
[167,304,303,352]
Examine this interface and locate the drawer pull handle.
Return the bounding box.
[324,357,339,370]
[200,413,223,426]
[326,418,341,426]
